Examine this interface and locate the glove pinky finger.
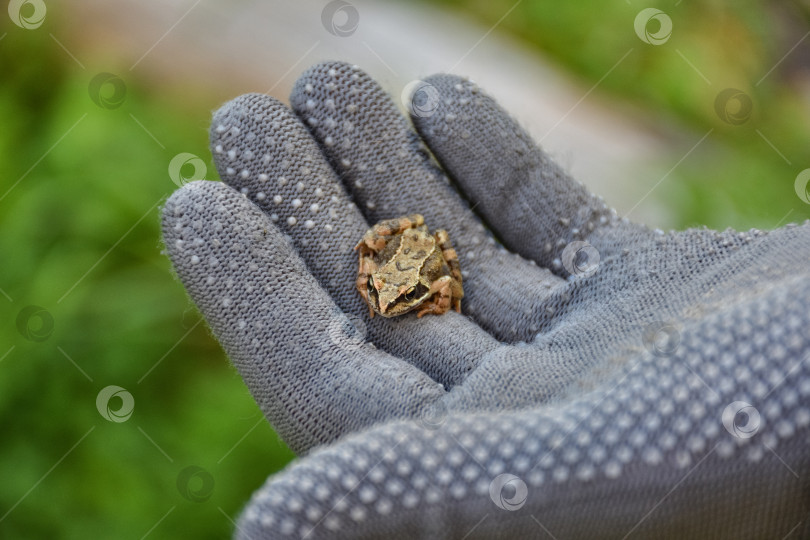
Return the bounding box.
[162,180,445,454]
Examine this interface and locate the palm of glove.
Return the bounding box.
[162,62,810,538]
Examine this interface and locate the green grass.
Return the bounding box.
[0,23,293,540]
[428,0,810,229]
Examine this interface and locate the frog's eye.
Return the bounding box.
[404,287,417,300]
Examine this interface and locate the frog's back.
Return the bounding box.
[373,225,433,268]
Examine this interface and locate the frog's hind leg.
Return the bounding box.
[354,214,424,254]
[416,276,453,318]
[434,229,463,313]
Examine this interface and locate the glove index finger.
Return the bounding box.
[411,73,646,271]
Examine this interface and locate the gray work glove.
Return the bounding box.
[162,61,810,539]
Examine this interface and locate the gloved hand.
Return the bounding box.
[161,61,810,539]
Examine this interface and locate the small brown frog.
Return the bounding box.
[354,214,463,318]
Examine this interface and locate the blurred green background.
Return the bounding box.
[1,0,808,538]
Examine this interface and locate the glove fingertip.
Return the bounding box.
[289,60,361,106]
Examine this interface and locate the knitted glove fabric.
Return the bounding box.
[161,61,810,539]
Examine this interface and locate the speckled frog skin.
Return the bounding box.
[354,214,463,318]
